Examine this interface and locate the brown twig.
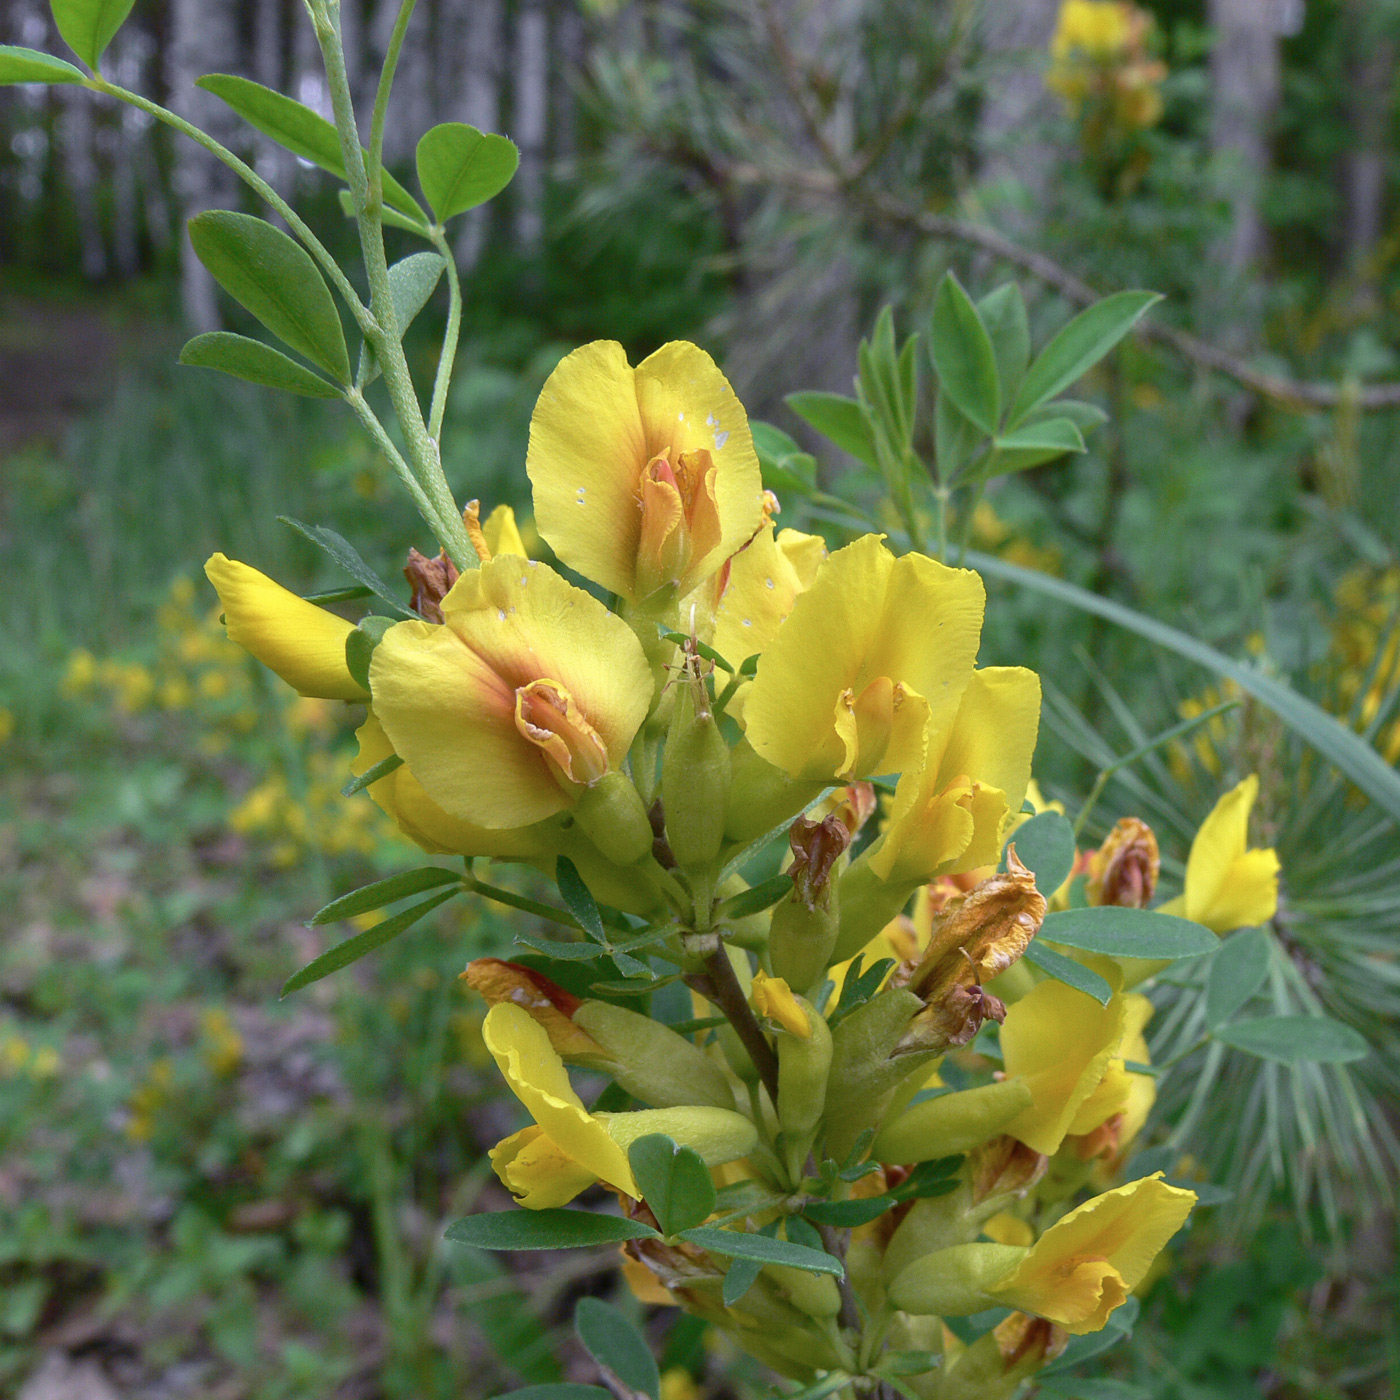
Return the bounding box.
[684,951,781,1103]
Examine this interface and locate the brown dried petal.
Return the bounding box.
[789,813,852,910]
[1088,817,1160,909]
[994,1311,1068,1370]
[460,958,602,1058]
[403,547,459,624]
[969,1134,1048,1205]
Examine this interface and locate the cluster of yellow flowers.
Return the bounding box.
[1047,1,1167,149]
[1333,565,1400,765]
[204,340,1278,1394]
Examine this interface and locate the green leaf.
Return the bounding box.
[416,122,519,221]
[341,753,404,798]
[785,392,878,468]
[878,1351,942,1377]
[50,0,134,70]
[890,1156,965,1200]
[930,272,1001,435]
[716,875,793,921]
[0,45,87,84]
[803,1197,894,1227]
[1040,908,1218,960]
[512,932,602,962]
[627,1135,716,1237]
[1010,291,1161,423]
[934,386,983,479]
[1020,941,1112,1005]
[280,887,458,996]
[963,550,1400,827]
[722,1255,763,1305]
[678,1226,844,1276]
[196,75,426,222]
[495,1388,613,1400]
[985,417,1086,477]
[187,210,349,382]
[556,857,607,944]
[338,186,425,236]
[1022,398,1109,432]
[178,332,342,399]
[278,517,413,616]
[1003,811,1076,896]
[304,584,375,606]
[574,1299,659,1400]
[1038,1381,1150,1400]
[1214,1016,1369,1064]
[447,1210,662,1251]
[1206,928,1271,1028]
[751,421,818,495]
[360,252,446,385]
[977,283,1031,402]
[309,866,460,926]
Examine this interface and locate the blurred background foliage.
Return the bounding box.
[1,0,1399,1396]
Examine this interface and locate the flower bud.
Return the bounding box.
[873,1078,1034,1163]
[600,1104,759,1165]
[765,1261,843,1319]
[1087,817,1159,908]
[769,815,851,994]
[969,1135,1049,1206]
[887,1242,1029,1316]
[574,769,655,866]
[752,973,832,1154]
[573,1000,736,1110]
[662,661,731,868]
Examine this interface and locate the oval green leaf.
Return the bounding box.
[1041,907,1218,960]
[280,887,458,997]
[179,331,341,399]
[445,1209,660,1251]
[803,1196,894,1227]
[678,1225,844,1276]
[197,74,427,222]
[976,283,1031,402]
[309,866,461,926]
[496,1387,613,1400]
[1214,1015,1369,1064]
[1206,928,1271,1028]
[50,0,134,70]
[1010,290,1161,424]
[627,1134,717,1237]
[1004,811,1076,897]
[187,210,350,382]
[0,45,87,84]
[574,1298,660,1400]
[785,391,878,468]
[415,122,519,221]
[930,272,1001,435]
[987,417,1086,477]
[1020,940,1113,1005]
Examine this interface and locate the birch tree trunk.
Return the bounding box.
[512,0,550,258]
[169,0,241,331]
[453,0,504,269]
[1208,0,1283,280]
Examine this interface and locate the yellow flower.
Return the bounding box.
[483,503,527,558]
[1051,0,1133,61]
[205,554,368,702]
[743,535,986,783]
[483,1003,757,1208]
[62,649,97,695]
[369,557,653,829]
[708,524,827,669]
[867,666,1041,884]
[1159,775,1279,933]
[527,340,763,604]
[988,1174,1195,1333]
[751,971,812,1038]
[999,969,1129,1155]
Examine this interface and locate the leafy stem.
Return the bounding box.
[428,227,464,442]
[368,0,418,210]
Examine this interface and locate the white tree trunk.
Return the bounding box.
[169,0,241,331]
[1343,1,1394,285]
[454,0,504,269]
[512,0,549,256]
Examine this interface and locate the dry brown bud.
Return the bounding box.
[788,813,852,910]
[403,547,460,623]
[829,782,878,837]
[461,958,602,1058]
[1087,817,1160,909]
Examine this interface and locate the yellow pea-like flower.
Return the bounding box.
[999,971,1129,1155]
[369,557,653,830]
[707,524,826,675]
[204,553,368,702]
[743,535,986,783]
[867,666,1042,884]
[527,340,764,604]
[987,1173,1196,1333]
[1161,775,1280,933]
[483,1004,758,1209]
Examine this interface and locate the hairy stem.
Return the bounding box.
[687,951,780,1103]
[368,0,418,208]
[428,228,463,441]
